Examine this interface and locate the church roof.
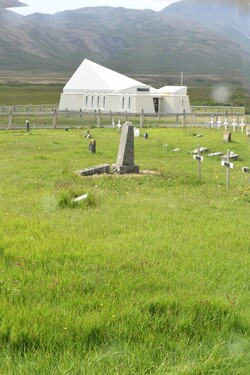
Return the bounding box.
[63,59,149,93]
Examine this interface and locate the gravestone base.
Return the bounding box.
[112,164,140,174]
[77,164,110,176]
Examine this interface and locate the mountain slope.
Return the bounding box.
[0,1,249,80]
[0,0,26,8]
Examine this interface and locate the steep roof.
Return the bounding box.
[63,59,148,93]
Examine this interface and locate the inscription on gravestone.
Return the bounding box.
[113,122,139,174]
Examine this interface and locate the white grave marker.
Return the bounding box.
[217,116,222,129]
[240,119,245,133]
[224,118,228,131]
[134,127,140,137]
[221,149,233,188]
[221,160,234,169]
[242,167,250,174]
[193,155,204,161]
[232,118,237,133]
[193,144,204,180]
[72,194,88,202]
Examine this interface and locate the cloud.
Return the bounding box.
[11,0,181,15]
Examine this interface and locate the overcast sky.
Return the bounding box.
[11,0,181,15]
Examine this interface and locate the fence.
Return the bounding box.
[0,105,248,131]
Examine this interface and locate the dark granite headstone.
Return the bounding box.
[89,139,96,153]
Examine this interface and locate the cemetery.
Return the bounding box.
[0,1,249,372]
[0,121,249,374]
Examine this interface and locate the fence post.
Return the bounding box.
[8,109,13,129]
[140,109,144,128]
[96,110,101,128]
[26,120,30,133]
[53,109,57,129]
[182,109,186,127]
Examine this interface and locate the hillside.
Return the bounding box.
[0,0,249,80]
[1,0,250,110]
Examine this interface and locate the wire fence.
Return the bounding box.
[0,105,248,131]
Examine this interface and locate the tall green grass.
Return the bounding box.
[0,84,63,105]
[0,127,249,374]
[0,82,246,107]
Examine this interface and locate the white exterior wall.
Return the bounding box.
[59,92,156,113]
[59,92,191,114]
[133,95,155,113]
[103,95,124,112]
[161,96,182,113]
[181,96,191,113]
[59,93,84,111]
[160,95,191,113]
[104,94,155,113]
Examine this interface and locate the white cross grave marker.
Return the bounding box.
[232,118,237,133]
[221,149,233,188]
[240,118,245,133]
[224,118,228,131]
[217,116,222,130]
[210,117,214,128]
[193,144,204,180]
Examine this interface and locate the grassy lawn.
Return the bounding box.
[0,82,246,108]
[0,127,249,374]
[0,84,63,106]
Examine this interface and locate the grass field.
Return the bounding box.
[0,127,249,374]
[0,81,246,108]
[0,84,63,106]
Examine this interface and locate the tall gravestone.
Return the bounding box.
[113,122,139,174]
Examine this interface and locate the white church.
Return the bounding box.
[59,59,191,114]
